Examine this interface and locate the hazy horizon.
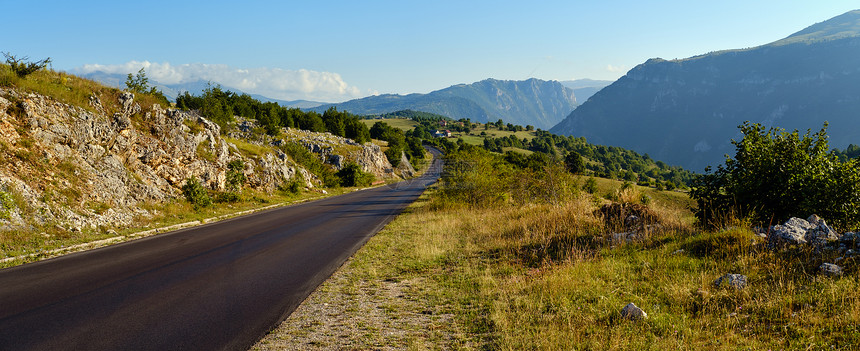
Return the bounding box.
[4,1,858,102]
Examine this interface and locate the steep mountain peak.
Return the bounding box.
[773,9,860,45]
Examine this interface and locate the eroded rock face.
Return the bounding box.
[0,88,311,232]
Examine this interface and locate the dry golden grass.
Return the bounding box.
[388,180,860,349]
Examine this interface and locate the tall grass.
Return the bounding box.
[397,149,860,349]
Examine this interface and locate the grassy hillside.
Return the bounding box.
[360,117,418,131]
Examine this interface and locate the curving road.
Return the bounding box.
[0,149,442,350]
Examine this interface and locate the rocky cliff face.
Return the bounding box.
[550,11,860,171]
[0,88,394,233]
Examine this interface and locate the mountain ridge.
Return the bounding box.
[312,78,578,129]
[550,9,860,171]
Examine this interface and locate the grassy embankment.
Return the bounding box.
[303,154,859,349]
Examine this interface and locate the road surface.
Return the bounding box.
[0,149,442,350]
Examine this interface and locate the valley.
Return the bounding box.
[3,5,860,351]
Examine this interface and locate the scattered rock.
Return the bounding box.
[819,263,843,276]
[768,217,813,245]
[620,303,647,320]
[714,274,748,290]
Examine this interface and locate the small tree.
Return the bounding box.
[3,52,51,78]
[125,68,150,93]
[564,151,585,174]
[124,67,169,105]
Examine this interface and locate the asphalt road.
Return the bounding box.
[0,149,442,351]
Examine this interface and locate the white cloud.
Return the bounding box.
[605,64,628,73]
[74,61,372,102]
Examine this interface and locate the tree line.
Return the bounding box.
[176,85,370,143]
[482,130,694,187]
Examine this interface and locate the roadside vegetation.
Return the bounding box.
[263,121,860,349]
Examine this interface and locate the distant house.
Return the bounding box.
[439,120,448,127]
[432,129,453,138]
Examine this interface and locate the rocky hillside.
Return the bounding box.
[313,78,578,129]
[0,85,394,234]
[551,10,860,171]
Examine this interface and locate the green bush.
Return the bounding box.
[691,122,860,230]
[225,159,246,192]
[336,162,374,187]
[282,177,303,195]
[181,178,212,210]
[0,190,14,220]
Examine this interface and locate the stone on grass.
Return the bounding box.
[714,274,748,290]
[819,263,843,276]
[768,217,813,245]
[620,303,647,320]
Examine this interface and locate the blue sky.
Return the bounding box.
[3,1,858,102]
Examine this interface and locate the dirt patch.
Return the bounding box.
[251,257,459,350]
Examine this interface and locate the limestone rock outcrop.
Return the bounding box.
[0,88,320,232]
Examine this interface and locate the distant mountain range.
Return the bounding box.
[78,72,326,109]
[560,79,613,103]
[550,10,860,171]
[312,78,578,129]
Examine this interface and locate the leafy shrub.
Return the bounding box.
[441,147,513,206]
[336,162,374,187]
[225,159,246,192]
[281,173,304,195]
[690,122,860,230]
[181,178,212,210]
[0,190,14,220]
